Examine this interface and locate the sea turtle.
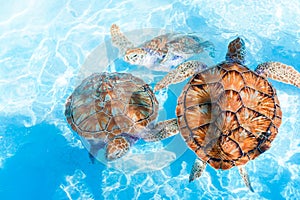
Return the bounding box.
[149,37,300,191]
[65,72,172,162]
[110,24,214,72]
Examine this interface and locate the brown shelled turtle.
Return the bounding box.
[151,37,300,191]
[110,24,214,72]
[65,72,172,162]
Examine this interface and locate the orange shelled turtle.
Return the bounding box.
[65,72,173,162]
[152,37,300,191]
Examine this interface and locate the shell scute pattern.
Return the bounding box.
[243,71,275,96]
[176,62,282,170]
[65,72,159,160]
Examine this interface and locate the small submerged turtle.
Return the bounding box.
[65,72,171,162]
[110,24,214,72]
[150,37,300,191]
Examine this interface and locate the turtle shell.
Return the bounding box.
[65,72,158,142]
[176,62,282,170]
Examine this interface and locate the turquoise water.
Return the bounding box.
[1,0,300,199]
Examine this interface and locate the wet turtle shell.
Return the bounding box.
[65,72,158,146]
[110,24,214,72]
[124,34,214,72]
[176,62,282,170]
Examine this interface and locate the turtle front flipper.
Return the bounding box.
[142,118,179,142]
[154,60,207,91]
[225,37,246,64]
[105,136,131,160]
[255,61,300,88]
[110,24,134,55]
[189,159,207,182]
[238,166,254,192]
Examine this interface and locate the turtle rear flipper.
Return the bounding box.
[255,61,300,88]
[105,136,131,161]
[189,159,206,182]
[238,166,254,192]
[110,24,134,55]
[142,118,179,142]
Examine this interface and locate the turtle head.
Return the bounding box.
[124,48,148,65]
[225,37,246,64]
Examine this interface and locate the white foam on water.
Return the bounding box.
[101,160,239,199]
[55,120,84,149]
[101,163,180,199]
[59,169,94,200]
[185,0,300,41]
[0,122,23,169]
[281,181,300,200]
[271,91,300,163]
[90,140,179,174]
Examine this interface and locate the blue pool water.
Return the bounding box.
[1,0,300,199]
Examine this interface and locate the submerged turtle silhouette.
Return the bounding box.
[65,72,173,162]
[110,24,214,72]
[149,37,300,191]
